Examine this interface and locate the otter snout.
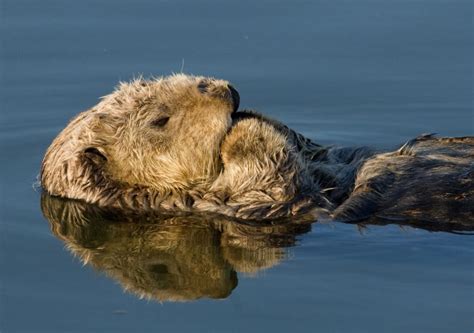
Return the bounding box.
[198,79,240,113]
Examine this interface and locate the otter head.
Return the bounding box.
[41,74,241,202]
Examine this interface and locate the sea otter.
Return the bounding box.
[40,74,474,224]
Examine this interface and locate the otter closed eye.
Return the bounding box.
[40,74,474,224]
[151,116,170,128]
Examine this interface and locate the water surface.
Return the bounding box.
[1,0,473,332]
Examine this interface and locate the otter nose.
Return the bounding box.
[228,84,240,113]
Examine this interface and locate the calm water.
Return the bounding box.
[1,0,473,332]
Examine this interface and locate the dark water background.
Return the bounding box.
[1,0,473,332]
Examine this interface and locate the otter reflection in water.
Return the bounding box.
[41,194,314,302]
[41,193,473,303]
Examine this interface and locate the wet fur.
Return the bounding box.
[41,74,474,224]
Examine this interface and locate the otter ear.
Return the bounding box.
[84,147,108,164]
[41,140,164,211]
[41,141,112,203]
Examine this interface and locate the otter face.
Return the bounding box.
[91,74,240,191]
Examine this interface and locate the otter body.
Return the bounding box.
[40,75,473,225]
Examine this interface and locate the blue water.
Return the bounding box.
[1,0,473,332]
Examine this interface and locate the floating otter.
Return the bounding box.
[40,74,474,225]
